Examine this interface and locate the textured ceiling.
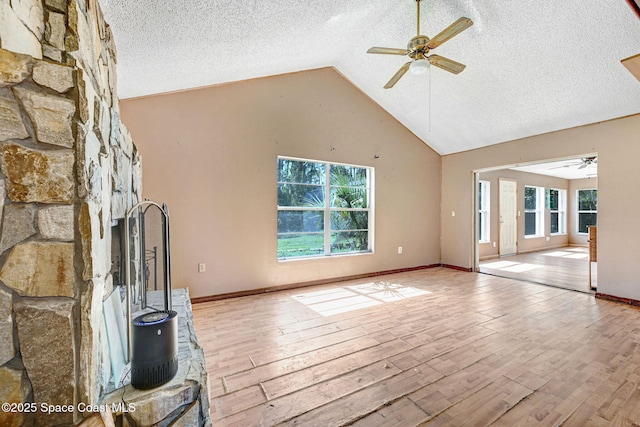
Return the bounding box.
[98,0,640,155]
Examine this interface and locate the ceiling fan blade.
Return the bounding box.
[367,47,410,55]
[426,17,473,49]
[550,163,577,170]
[383,62,411,89]
[428,54,466,74]
[578,163,588,169]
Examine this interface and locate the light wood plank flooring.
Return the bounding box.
[479,246,597,293]
[193,267,640,426]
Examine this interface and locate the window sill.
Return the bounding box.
[277,251,374,263]
[524,235,545,239]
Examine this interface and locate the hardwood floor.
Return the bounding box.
[193,267,640,426]
[479,246,597,293]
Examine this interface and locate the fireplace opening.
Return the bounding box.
[111,220,125,288]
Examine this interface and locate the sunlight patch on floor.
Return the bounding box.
[501,263,542,273]
[542,250,588,259]
[481,260,542,273]
[543,251,573,257]
[292,281,431,316]
[481,261,519,269]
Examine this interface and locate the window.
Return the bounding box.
[277,157,373,259]
[577,189,597,233]
[549,188,566,235]
[478,180,490,242]
[524,185,544,237]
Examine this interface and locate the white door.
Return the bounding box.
[499,179,518,256]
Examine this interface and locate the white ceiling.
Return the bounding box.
[98,0,640,155]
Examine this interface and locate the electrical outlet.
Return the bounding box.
[198,263,206,273]
[398,246,403,254]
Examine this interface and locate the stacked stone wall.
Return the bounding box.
[0,1,141,425]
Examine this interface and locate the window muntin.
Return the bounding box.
[577,189,597,234]
[478,180,490,243]
[549,188,566,235]
[524,185,544,237]
[277,157,373,259]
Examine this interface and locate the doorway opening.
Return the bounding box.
[474,155,598,293]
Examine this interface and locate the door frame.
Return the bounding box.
[472,173,518,271]
[472,154,598,277]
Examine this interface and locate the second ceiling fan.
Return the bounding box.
[367,0,473,89]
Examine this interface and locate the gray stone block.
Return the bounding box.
[38,204,74,241]
[0,287,15,365]
[33,60,74,93]
[0,203,36,253]
[12,86,75,148]
[0,90,29,140]
[15,298,76,426]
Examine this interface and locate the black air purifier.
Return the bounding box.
[131,310,178,389]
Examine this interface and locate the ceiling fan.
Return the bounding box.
[551,157,598,170]
[367,0,473,89]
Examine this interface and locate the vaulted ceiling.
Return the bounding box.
[98,0,640,155]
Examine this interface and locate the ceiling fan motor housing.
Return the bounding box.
[408,35,430,53]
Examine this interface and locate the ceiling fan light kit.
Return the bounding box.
[410,57,430,75]
[367,0,473,88]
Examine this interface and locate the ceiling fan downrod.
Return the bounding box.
[416,0,422,36]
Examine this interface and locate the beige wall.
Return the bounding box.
[477,169,570,259]
[121,68,441,298]
[442,114,640,300]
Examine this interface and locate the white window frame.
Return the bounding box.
[524,185,544,238]
[577,189,597,234]
[277,156,374,260]
[478,180,490,243]
[549,188,566,235]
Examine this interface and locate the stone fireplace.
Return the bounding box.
[0,1,208,426]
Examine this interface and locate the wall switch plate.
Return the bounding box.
[198,263,206,273]
[398,246,403,254]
